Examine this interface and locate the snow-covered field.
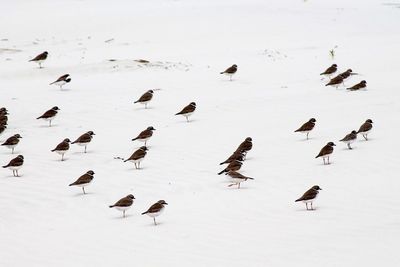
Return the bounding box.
[1,0,400,266]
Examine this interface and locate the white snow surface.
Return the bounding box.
[1,0,400,266]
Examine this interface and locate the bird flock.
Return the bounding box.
[1,52,374,225]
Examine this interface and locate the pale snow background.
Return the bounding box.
[1,0,400,266]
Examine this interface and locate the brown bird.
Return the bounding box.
[295,185,322,210]
[175,102,196,122]
[347,80,367,91]
[50,74,71,89]
[2,155,24,177]
[218,160,243,175]
[320,64,337,77]
[339,69,353,79]
[0,107,8,116]
[134,90,154,109]
[71,131,95,153]
[0,114,8,124]
[109,194,135,218]
[37,106,60,127]
[51,138,71,161]
[315,142,336,165]
[294,118,316,140]
[325,75,344,87]
[142,200,168,225]
[340,130,357,149]
[225,171,254,189]
[132,126,155,146]
[235,137,253,158]
[69,170,95,194]
[1,134,22,154]
[29,51,48,68]
[124,146,148,169]
[357,119,373,141]
[220,64,237,81]
[219,151,245,165]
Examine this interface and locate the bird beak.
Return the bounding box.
[320,188,322,190]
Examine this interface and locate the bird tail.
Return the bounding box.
[219,162,226,165]
[2,165,8,168]
[109,205,114,208]
[51,149,55,152]
[36,116,42,119]
[315,155,320,158]
[131,138,137,141]
[134,100,139,103]
[218,169,225,175]
[295,198,302,202]
[220,72,224,74]
[68,183,74,186]
[141,211,148,215]
[71,141,76,144]
[49,81,56,85]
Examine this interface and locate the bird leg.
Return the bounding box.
[310,203,314,210]
[84,145,87,153]
[134,163,137,169]
[49,120,52,127]
[123,210,126,218]
[306,132,309,140]
[306,203,309,210]
[323,158,326,165]
[82,187,86,194]
[12,147,14,154]
[327,157,330,165]
[61,154,64,161]
[16,170,19,177]
[347,143,352,149]
[238,183,241,189]
[153,218,157,225]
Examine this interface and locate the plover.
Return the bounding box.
[325,75,344,88]
[124,146,148,169]
[109,194,135,218]
[134,90,154,109]
[142,200,168,225]
[294,118,316,140]
[219,151,245,165]
[320,64,337,77]
[36,106,60,127]
[220,64,237,81]
[51,138,71,161]
[315,142,336,165]
[347,80,367,91]
[357,119,373,141]
[225,171,254,189]
[69,170,95,194]
[340,130,357,149]
[2,155,24,177]
[295,185,322,210]
[175,102,196,122]
[0,108,8,116]
[218,159,243,175]
[50,74,71,89]
[235,137,253,158]
[29,51,48,68]
[132,126,155,146]
[1,134,22,154]
[71,131,95,153]
[339,69,353,79]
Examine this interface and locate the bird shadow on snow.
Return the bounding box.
[71,192,95,197]
[111,214,135,220]
[38,125,58,128]
[174,119,197,124]
[134,107,155,111]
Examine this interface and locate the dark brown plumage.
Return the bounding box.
[29,51,48,68]
[49,74,71,89]
[325,75,344,87]
[357,119,373,141]
[0,107,8,116]
[315,142,336,165]
[340,130,357,149]
[134,90,154,108]
[294,118,316,139]
[235,137,253,156]
[132,126,155,146]
[37,106,59,126]
[109,194,135,217]
[51,138,71,161]
[2,155,24,177]
[1,134,22,154]
[320,64,337,76]
[226,171,254,189]
[175,102,196,122]
[339,69,353,79]
[219,151,245,165]
[69,170,95,194]
[220,64,237,81]
[141,200,168,225]
[124,146,148,169]
[347,80,367,91]
[71,131,95,153]
[218,160,243,175]
[295,185,322,210]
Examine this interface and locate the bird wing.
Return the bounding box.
[2,136,18,146]
[37,109,57,119]
[30,52,47,61]
[72,133,91,144]
[52,141,69,151]
[136,92,153,103]
[357,122,372,133]
[295,121,314,132]
[70,173,93,186]
[176,104,195,115]
[296,189,318,201]
[113,197,133,207]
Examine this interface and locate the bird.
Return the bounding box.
[0,107,8,116]
[50,74,71,89]
[142,200,168,225]
[295,185,322,210]
[325,75,344,88]
[134,90,154,109]
[29,51,48,68]
[71,131,95,153]
[218,160,243,175]
[69,170,95,194]
[0,114,8,124]
[219,151,245,165]
[357,119,373,141]
[132,126,155,146]
[124,146,148,169]
[294,118,316,140]
[340,130,357,149]
[235,137,253,158]
[2,155,24,177]
[175,102,196,122]
[320,64,337,77]
[36,106,60,127]
[1,134,22,154]
[315,142,336,165]
[51,138,71,161]
[338,69,353,79]
[225,171,254,189]
[220,64,237,81]
[347,80,367,91]
[109,194,135,218]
